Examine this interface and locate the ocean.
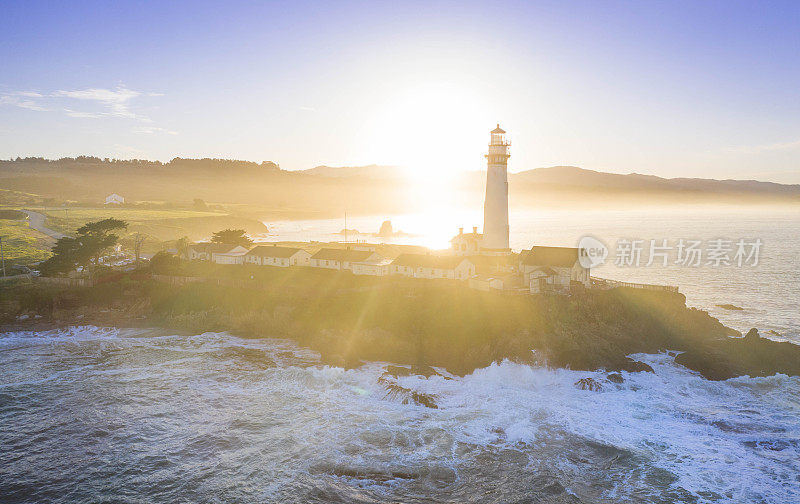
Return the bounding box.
[1,207,799,503]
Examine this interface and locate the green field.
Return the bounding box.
[27,206,269,256]
[0,218,52,266]
[0,204,272,266]
[31,207,225,235]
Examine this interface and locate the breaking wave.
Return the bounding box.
[1,327,798,503]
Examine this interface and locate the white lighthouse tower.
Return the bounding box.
[482,124,511,254]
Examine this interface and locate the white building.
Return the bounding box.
[390,254,476,280]
[351,258,392,276]
[310,248,381,271]
[468,275,506,291]
[467,264,520,291]
[245,245,310,267]
[519,246,591,294]
[482,125,511,255]
[105,193,125,205]
[451,227,482,256]
[187,243,247,261]
[212,246,250,265]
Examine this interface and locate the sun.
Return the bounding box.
[360,82,492,180]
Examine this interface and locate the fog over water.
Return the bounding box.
[2,208,799,503]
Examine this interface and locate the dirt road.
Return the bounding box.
[21,210,68,240]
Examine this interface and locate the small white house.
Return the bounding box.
[351,258,392,276]
[450,227,482,256]
[520,246,591,294]
[244,245,311,267]
[105,193,125,205]
[187,243,248,262]
[390,254,476,280]
[468,273,517,291]
[310,248,381,271]
[211,246,250,265]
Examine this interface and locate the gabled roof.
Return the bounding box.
[491,124,505,134]
[352,258,392,266]
[216,249,249,257]
[246,245,303,258]
[521,246,580,268]
[189,242,241,254]
[311,248,376,262]
[450,232,482,242]
[468,254,517,272]
[531,266,556,276]
[391,253,472,269]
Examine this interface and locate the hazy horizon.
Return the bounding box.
[2,1,800,184]
[5,155,800,187]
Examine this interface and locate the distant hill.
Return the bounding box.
[0,157,418,216]
[512,166,800,195]
[1,158,798,214]
[297,164,403,179]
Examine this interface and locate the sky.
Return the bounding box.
[1,0,799,182]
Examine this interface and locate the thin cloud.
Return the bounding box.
[0,93,49,111]
[299,106,317,112]
[2,85,170,130]
[54,86,142,119]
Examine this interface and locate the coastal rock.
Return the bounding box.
[490,426,507,441]
[674,328,800,380]
[575,377,603,391]
[716,304,744,311]
[381,379,438,408]
[744,327,760,341]
[383,364,443,379]
[620,359,655,374]
[673,350,737,381]
[11,273,800,383]
[377,220,393,238]
[606,373,624,384]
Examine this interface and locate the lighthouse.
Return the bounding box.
[482,124,511,253]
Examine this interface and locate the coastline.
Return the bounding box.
[4,270,800,381]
